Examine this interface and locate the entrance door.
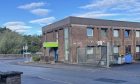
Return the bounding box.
[54,48,58,62]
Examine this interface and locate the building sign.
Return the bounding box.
[43,42,58,48]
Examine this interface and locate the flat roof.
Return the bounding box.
[43,16,140,30]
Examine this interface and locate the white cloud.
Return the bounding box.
[75,11,119,18]
[30,17,56,25]
[37,30,42,33]
[18,2,50,16]
[18,2,46,10]
[77,0,140,20]
[31,8,49,16]
[80,0,119,9]
[37,30,42,35]
[115,17,140,22]
[80,0,140,13]
[3,21,32,33]
[80,0,139,10]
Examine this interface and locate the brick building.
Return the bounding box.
[42,16,140,65]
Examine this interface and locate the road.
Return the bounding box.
[0,59,140,84]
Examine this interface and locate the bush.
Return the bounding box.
[32,56,40,62]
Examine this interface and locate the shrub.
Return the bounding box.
[32,56,40,62]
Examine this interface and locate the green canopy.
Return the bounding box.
[43,42,58,48]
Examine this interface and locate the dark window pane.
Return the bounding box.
[101,28,107,37]
[124,30,130,38]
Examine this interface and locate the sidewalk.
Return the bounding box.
[16,61,140,71]
[17,62,106,71]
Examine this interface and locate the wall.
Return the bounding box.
[42,23,140,63]
[0,54,22,59]
[70,24,140,63]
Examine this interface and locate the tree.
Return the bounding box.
[0,28,24,54]
[23,35,42,53]
[0,27,42,54]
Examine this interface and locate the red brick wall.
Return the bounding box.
[46,32,54,42]
[58,29,65,62]
[42,24,140,63]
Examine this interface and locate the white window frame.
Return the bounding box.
[113,30,119,37]
[136,46,140,52]
[87,28,93,37]
[113,46,119,53]
[136,30,140,37]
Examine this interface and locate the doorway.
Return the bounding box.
[54,48,58,62]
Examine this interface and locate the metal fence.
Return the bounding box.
[77,45,113,67]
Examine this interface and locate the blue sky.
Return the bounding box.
[0,0,140,35]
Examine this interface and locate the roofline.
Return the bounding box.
[42,16,140,30]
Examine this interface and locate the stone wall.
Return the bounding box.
[0,54,23,59]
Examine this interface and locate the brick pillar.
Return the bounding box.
[0,71,23,84]
[120,29,125,55]
[133,30,136,59]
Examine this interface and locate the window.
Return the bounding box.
[113,30,119,37]
[56,31,58,42]
[87,27,93,36]
[113,46,119,53]
[125,45,131,54]
[101,28,107,37]
[87,47,94,54]
[43,32,46,35]
[124,30,130,38]
[64,28,68,39]
[136,46,140,52]
[136,30,140,37]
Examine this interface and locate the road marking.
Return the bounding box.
[38,76,73,84]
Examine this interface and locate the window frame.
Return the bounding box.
[136,46,140,53]
[136,30,140,37]
[101,28,108,37]
[113,29,119,37]
[124,30,130,38]
[87,27,94,37]
[113,46,119,54]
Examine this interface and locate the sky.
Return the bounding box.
[0,0,140,35]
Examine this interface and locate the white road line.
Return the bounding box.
[38,76,73,84]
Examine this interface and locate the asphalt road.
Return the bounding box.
[0,59,140,84]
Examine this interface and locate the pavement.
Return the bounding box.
[16,60,140,71]
[0,58,140,84]
[17,62,106,71]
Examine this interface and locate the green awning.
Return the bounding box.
[43,42,58,48]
